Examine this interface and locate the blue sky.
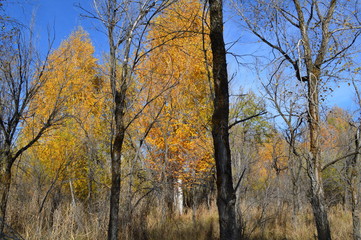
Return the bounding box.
[5,0,359,116]
[223,6,359,116]
[5,0,107,57]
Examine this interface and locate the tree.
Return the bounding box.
[0,23,64,233]
[349,79,361,240]
[235,0,361,238]
[318,106,361,239]
[86,1,172,239]
[262,68,307,218]
[228,90,271,236]
[208,0,240,239]
[21,28,106,204]
[138,0,214,216]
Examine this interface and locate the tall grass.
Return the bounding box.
[6,196,354,240]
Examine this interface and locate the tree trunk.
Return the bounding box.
[350,127,361,240]
[107,12,127,237]
[106,0,128,235]
[291,178,301,216]
[289,136,302,219]
[351,182,361,240]
[175,178,183,215]
[307,71,331,240]
[208,0,239,239]
[309,171,331,240]
[108,90,126,240]
[49,187,61,228]
[0,153,12,234]
[290,157,302,221]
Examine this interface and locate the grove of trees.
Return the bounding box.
[1,0,361,239]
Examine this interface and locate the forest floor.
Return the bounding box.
[6,201,353,240]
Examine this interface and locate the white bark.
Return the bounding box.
[175,178,183,215]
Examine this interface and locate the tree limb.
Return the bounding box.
[228,110,267,130]
[322,152,359,172]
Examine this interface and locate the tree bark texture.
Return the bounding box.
[107,1,127,235]
[293,0,335,238]
[0,153,13,233]
[307,71,331,240]
[108,92,126,240]
[349,127,361,240]
[108,70,127,239]
[208,0,239,239]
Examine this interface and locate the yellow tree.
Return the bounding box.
[138,0,213,213]
[320,107,353,206]
[250,131,288,188]
[22,27,107,202]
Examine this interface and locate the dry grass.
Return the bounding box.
[245,205,352,240]
[146,205,218,240]
[16,203,108,240]
[5,197,354,240]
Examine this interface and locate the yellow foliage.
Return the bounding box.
[21,27,108,200]
[252,132,288,188]
[138,0,213,187]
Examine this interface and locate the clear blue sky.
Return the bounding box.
[5,0,107,58]
[5,0,358,116]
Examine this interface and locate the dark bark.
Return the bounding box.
[105,0,127,238]
[208,0,239,239]
[108,112,125,240]
[49,187,61,228]
[96,0,170,238]
[289,135,302,219]
[0,153,12,233]
[108,25,127,240]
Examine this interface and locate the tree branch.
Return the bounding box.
[228,110,267,130]
[322,152,358,172]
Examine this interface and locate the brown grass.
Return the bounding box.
[5,197,354,240]
[146,205,218,240]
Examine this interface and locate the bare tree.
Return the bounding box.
[262,68,307,218]
[0,25,65,233]
[234,0,361,238]
[80,0,173,239]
